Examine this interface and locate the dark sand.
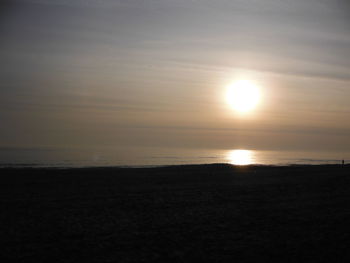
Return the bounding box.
[1,164,350,262]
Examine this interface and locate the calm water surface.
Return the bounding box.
[0,146,349,167]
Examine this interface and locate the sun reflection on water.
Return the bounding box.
[227,149,253,165]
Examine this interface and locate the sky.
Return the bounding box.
[1,0,350,158]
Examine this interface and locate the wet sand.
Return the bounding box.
[1,164,350,262]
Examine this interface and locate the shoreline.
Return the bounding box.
[0,162,348,170]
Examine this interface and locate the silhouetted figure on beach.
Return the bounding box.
[342,159,345,165]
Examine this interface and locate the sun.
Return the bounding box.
[227,149,253,165]
[226,80,261,113]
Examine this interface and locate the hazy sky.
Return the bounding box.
[1,0,350,155]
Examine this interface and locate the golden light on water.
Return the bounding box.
[227,149,253,165]
[226,80,261,114]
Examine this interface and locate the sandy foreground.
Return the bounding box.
[1,164,350,262]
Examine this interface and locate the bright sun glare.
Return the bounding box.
[226,80,261,113]
[227,149,253,165]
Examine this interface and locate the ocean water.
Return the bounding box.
[0,146,349,167]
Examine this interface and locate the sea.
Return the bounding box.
[0,146,349,168]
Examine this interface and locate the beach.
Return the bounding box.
[1,164,350,262]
